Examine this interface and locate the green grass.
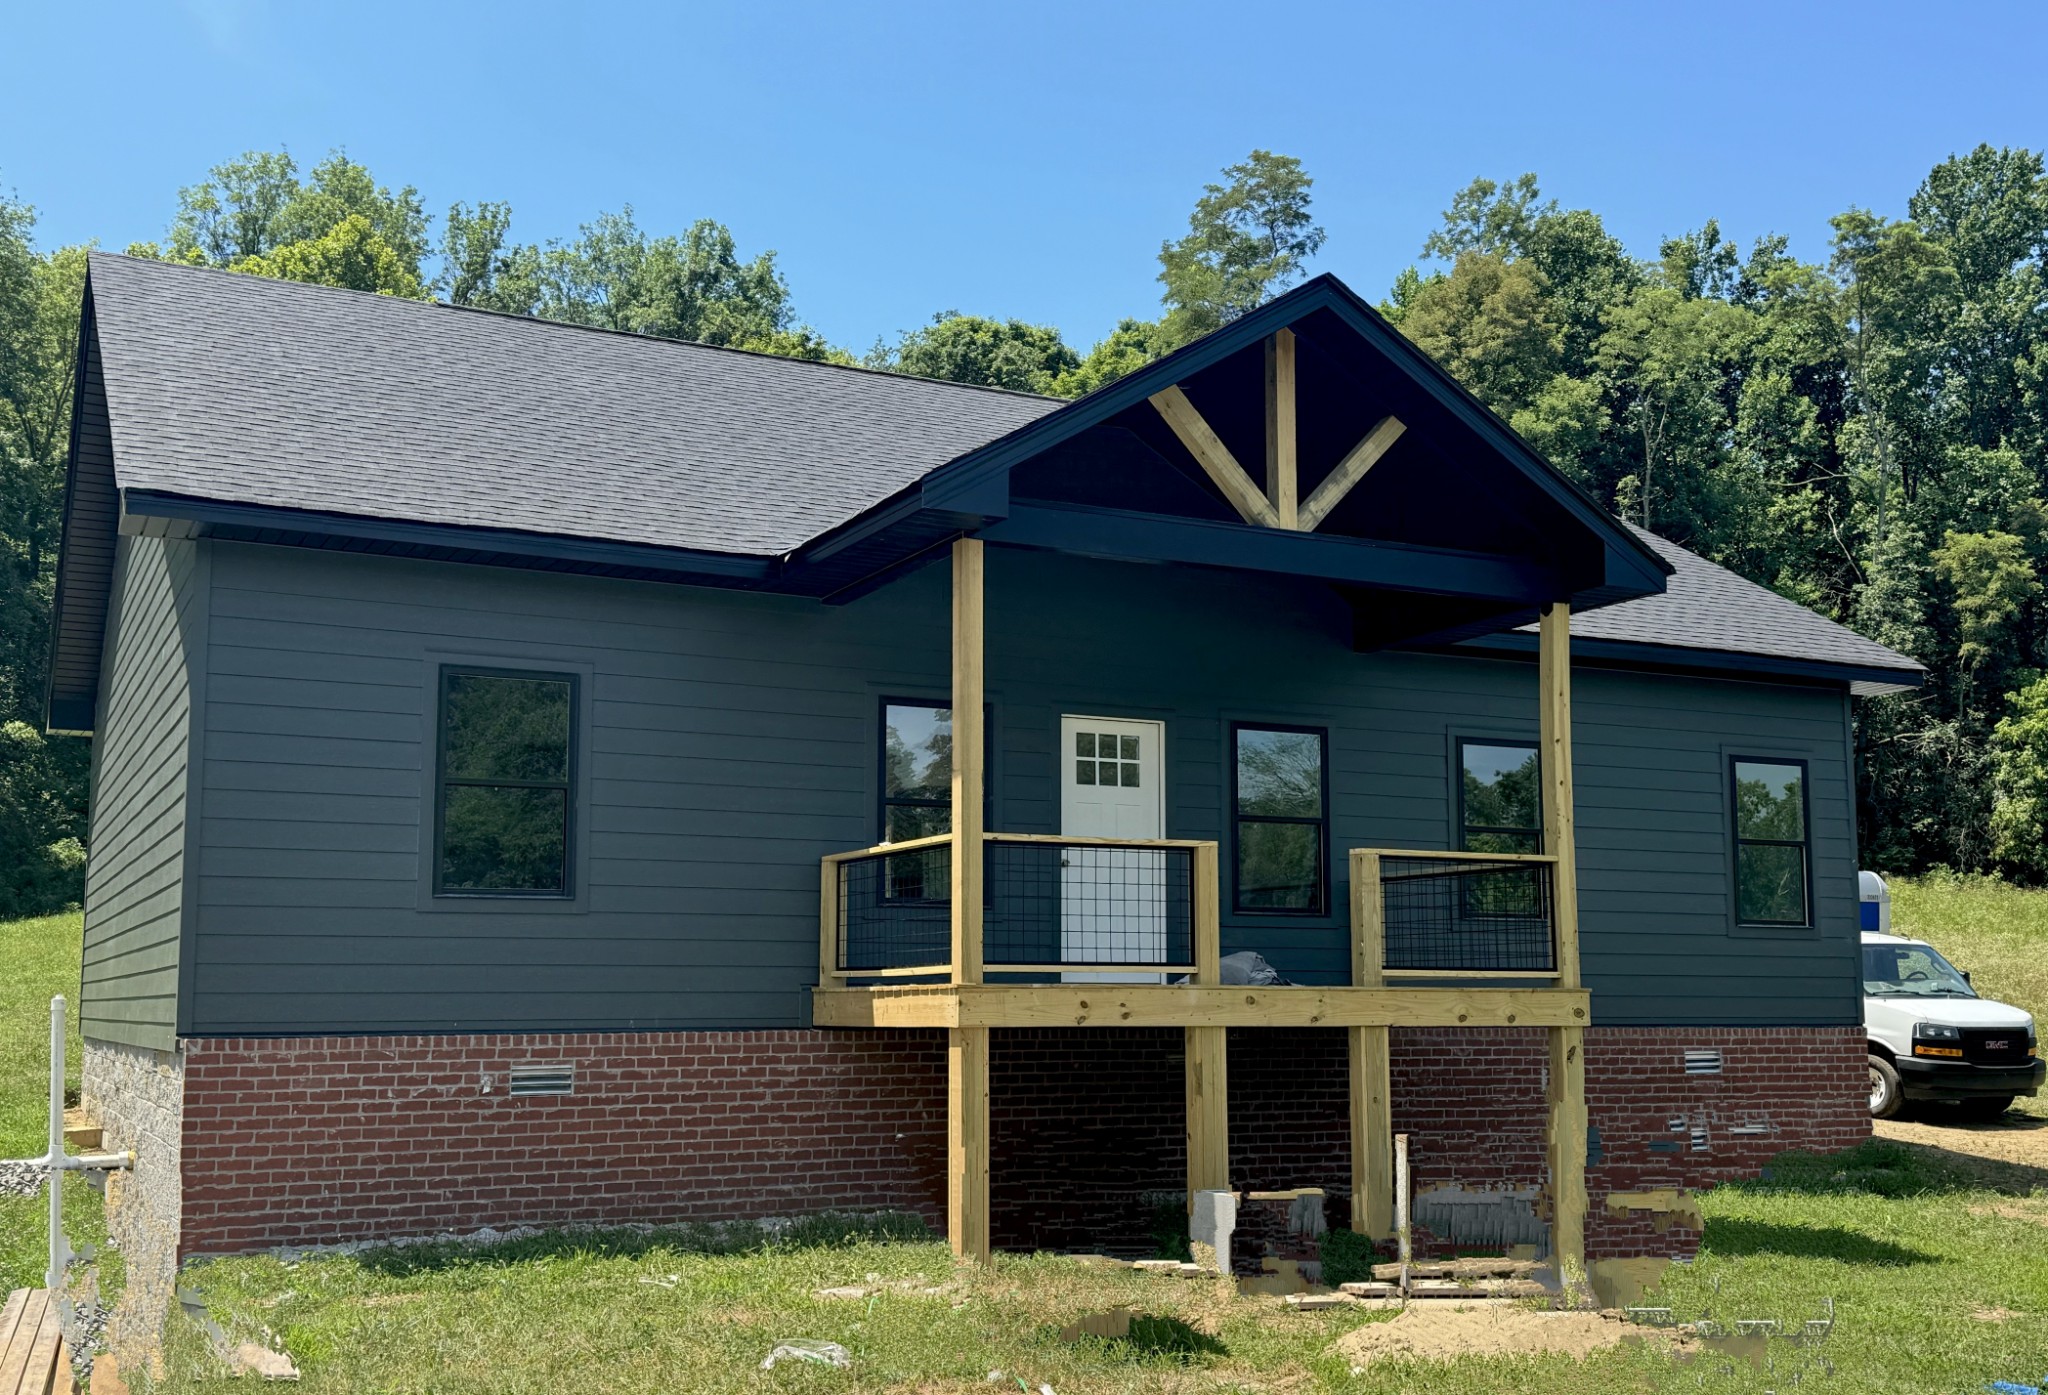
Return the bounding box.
[4,886,2047,1391]
[1891,871,2048,1118]
[0,909,106,1294]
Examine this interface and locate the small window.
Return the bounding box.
[1233,725,1327,914]
[435,668,576,896]
[881,700,953,843]
[1731,758,1810,926]
[1459,740,1542,854]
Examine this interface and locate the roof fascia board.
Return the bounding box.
[984,501,1559,601]
[120,490,780,584]
[44,281,105,735]
[1450,629,1925,692]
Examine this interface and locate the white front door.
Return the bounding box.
[1060,715,1167,981]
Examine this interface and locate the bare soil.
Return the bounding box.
[1876,1107,2048,1184]
[1332,1304,1684,1365]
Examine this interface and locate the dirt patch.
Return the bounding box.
[1967,1199,2048,1225]
[1972,1306,2022,1322]
[1876,1110,2048,1192]
[1333,1304,1683,1365]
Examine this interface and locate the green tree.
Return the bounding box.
[1989,672,2048,876]
[880,312,1077,393]
[0,187,89,911]
[1050,319,1163,398]
[1396,252,1562,414]
[235,214,427,298]
[168,149,431,289]
[1157,151,1325,350]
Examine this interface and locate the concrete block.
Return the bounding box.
[1189,1188,1237,1274]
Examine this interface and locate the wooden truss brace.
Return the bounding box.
[1148,327,1405,532]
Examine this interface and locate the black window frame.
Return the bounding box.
[1728,755,1812,928]
[1456,737,1544,855]
[878,697,956,846]
[1230,721,1330,917]
[432,664,579,899]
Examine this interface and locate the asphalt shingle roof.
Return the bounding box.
[83,253,1922,686]
[87,251,1060,556]
[1521,527,1922,682]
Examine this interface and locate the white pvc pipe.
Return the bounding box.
[47,994,65,1291]
[32,996,130,1292]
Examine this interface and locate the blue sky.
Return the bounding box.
[6,1,2043,350]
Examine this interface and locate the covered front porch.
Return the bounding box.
[812,533,1590,1268]
[796,288,1662,1269]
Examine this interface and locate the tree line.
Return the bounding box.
[1,144,2044,913]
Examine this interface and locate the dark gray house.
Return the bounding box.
[57,253,1915,1335]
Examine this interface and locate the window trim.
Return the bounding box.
[1728,754,1812,929]
[1230,720,1330,917]
[432,664,580,900]
[1455,736,1544,854]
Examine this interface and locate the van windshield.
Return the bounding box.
[1862,942,1976,998]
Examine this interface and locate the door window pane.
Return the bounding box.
[1233,725,1327,914]
[435,668,576,897]
[1731,758,1809,926]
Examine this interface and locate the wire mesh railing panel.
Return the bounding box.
[985,840,1195,968]
[1379,856,1556,973]
[836,844,953,973]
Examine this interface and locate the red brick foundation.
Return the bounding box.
[175,1024,1869,1260]
[178,1031,950,1255]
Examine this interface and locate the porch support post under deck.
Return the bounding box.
[948,537,991,1263]
[1348,850,1394,1238]
[1185,843,1229,1206]
[1539,602,1588,1276]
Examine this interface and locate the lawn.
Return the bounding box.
[4,882,2046,1393]
[0,909,104,1295]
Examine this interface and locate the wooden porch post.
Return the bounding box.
[1185,842,1229,1202]
[1348,850,1394,1238]
[1539,602,1587,1275]
[948,537,990,1263]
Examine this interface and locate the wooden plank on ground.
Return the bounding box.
[0,1289,48,1395]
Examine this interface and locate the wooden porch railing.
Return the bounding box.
[819,833,1222,985]
[1348,848,1567,985]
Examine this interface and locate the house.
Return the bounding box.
[54,252,1917,1346]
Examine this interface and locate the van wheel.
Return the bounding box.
[1952,1096,2015,1122]
[1868,1055,1903,1119]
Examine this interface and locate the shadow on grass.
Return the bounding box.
[353,1211,935,1278]
[1744,1138,2048,1200]
[1069,1314,1228,1366]
[1703,1217,1935,1267]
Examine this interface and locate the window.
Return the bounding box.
[880,700,953,901]
[1233,724,1327,914]
[435,668,576,896]
[881,701,954,842]
[1459,740,1542,854]
[1731,758,1809,926]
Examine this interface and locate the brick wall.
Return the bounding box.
[178,1030,949,1254]
[172,1023,1869,1260]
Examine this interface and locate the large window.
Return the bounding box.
[1731,758,1810,926]
[1459,740,1541,854]
[435,668,576,896]
[1233,724,1328,914]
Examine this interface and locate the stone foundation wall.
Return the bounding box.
[82,1037,185,1376]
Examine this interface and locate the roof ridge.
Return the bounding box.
[86,249,1067,405]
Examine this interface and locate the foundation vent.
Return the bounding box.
[1690,1125,1711,1152]
[508,1063,576,1097]
[1683,1049,1724,1076]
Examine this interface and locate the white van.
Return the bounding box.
[1860,873,2042,1119]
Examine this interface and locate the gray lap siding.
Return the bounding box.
[185,540,1859,1034]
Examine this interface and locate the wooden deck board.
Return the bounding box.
[0,1291,75,1395]
[812,983,1591,1030]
